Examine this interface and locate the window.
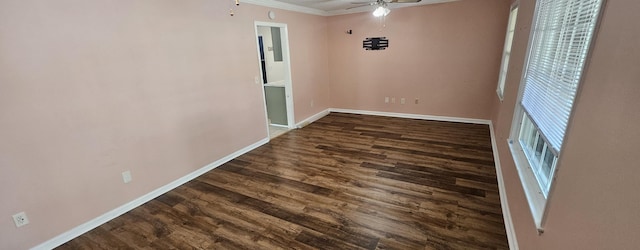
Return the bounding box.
[271,27,283,62]
[496,5,519,101]
[509,0,603,229]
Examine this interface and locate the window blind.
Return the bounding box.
[521,0,602,152]
[497,7,519,100]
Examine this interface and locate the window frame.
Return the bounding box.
[496,4,519,101]
[507,0,605,232]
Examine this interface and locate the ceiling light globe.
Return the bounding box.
[373,6,385,17]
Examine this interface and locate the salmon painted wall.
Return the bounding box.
[287,10,331,123]
[0,1,328,248]
[491,0,640,248]
[327,0,510,120]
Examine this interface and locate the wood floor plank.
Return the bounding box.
[57,113,508,249]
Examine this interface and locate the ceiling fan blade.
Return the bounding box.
[350,1,373,4]
[346,3,373,10]
[389,0,422,3]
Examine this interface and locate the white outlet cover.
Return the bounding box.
[12,212,29,228]
[401,98,406,104]
[122,170,132,184]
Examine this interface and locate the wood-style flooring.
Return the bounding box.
[58,113,508,249]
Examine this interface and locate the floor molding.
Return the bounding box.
[489,123,518,250]
[296,109,330,128]
[32,137,270,250]
[329,108,492,125]
[51,112,509,248]
[328,109,516,248]
[33,110,510,249]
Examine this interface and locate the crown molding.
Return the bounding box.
[326,0,459,16]
[242,0,459,17]
[241,0,329,16]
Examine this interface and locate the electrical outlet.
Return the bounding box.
[400,98,406,105]
[122,170,132,184]
[391,97,395,104]
[415,98,419,104]
[310,100,314,107]
[254,76,260,84]
[384,97,389,103]
[12,212,29,228]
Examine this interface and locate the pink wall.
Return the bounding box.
[327,0,510,120]
[0,1,328,249]
[10,0,637,248]
[288,13,331,121]
[491,0,640,248]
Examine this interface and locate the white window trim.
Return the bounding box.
[496,4,519,101]
[508,118,550,232]
[508,0,605,232]
[509,67,550,230]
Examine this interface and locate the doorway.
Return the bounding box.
[254,22,295,138]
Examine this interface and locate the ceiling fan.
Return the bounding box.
[348,0,422,17]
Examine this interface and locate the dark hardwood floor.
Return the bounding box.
[58,113,508,249]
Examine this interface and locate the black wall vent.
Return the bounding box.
[363,37,389,50]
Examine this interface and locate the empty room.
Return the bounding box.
[1,0,638,249]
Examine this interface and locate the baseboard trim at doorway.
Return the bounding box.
[296,109,330,128]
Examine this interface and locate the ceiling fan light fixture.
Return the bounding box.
[372,6,390,17]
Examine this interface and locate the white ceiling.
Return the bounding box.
[241,0,458,16]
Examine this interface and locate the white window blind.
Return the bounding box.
[496,6,519,100]
[521,0,602,152]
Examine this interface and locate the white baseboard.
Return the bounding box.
[489,123,518,250]
[331,109,515,247]
[32,110,511,249]
[314,109,516,248]
[32,137,270,250]
[296,109,330,128]
[328,108,491,125]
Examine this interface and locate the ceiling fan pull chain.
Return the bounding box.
[229,0,239,16]
[378,15,386,30]
[383,15,386,28]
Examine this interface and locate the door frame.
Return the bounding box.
[254,21,295,133]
